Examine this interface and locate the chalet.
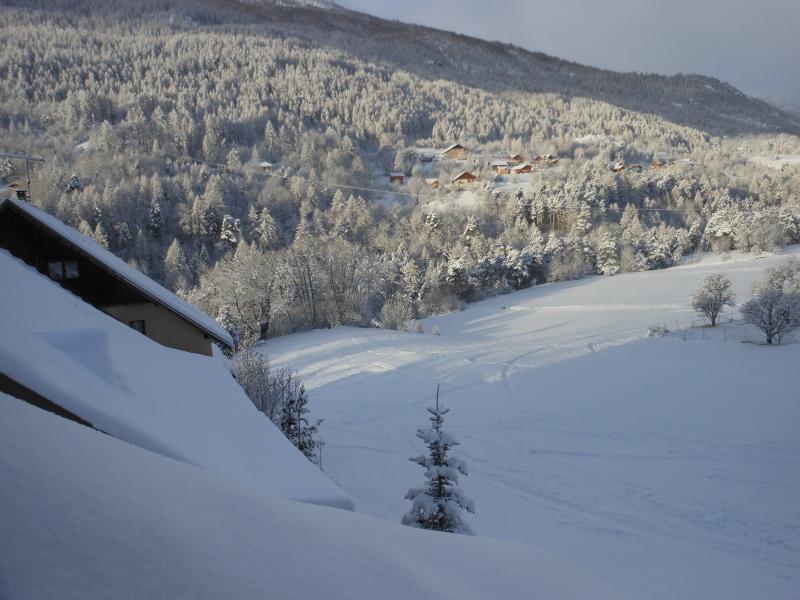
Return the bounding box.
[5,180,27,200]
[441,143,468,160]
[426,178,441,189]
[507,153,525,165]
[258,161,274,173]
[533,154,555,163]
[490,160,510,175]
[389,172,405,184]
[0,198,233,356]
[451,171,478,188]
[512,163,533,174]
[610,162,626,173]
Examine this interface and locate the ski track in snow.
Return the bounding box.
[263,250,800,600]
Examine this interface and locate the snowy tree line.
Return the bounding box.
[1,3,799,346]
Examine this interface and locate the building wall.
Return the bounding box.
[443,147,467,160]
[102,303,213,356]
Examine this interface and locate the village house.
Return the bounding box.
[512,163,533,174]
[426,177,441,189]
[490,160,510,175]
[257,160,274,173]
[507,153,525,165]
[441,143,468,160]
[0,198,233,356]
[451,171,478,188]
[610,162,626,173]
[389,172,405,184]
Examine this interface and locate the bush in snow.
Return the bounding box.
[432,324,442,336]
[741,286,800,345]
[232,348,321,462]
[380,294,413,331]
[415,321,425,334]
[690,273,736,327]
[402,387,474,534]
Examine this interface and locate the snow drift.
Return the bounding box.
[0,396,626,600]
[0,249,352,509]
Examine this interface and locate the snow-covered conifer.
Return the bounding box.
[402,386,474,534]
[281,386,319,462]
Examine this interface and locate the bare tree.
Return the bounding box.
[741,286,800,345]
[691,273,735,327]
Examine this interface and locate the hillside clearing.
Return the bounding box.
[262,248,800,600]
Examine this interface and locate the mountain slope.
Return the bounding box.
[208,0,799,136]
[262,248,800,600]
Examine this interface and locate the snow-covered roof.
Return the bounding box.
[0,249,353,510]
[490,160,509,167]
[425,178,440,184]
[389,171,405,177]
[451,171,477,181]
[0,198,233,348]
[441,143,466,154]
[512,163,533,171]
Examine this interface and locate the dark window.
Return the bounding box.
[47,261,63,280]
[129,320,146,335]
[64,259,80,279]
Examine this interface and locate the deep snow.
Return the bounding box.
[0,395,626,600]
[0,249,352,509]
[262,249,800,600]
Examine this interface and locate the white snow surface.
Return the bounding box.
[0,249,352,509]
[262,249,800,600]
[0,198,232,347]
[0,396,626,600]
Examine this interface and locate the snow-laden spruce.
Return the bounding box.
[403,388,475,534]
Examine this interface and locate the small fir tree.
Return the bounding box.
[402,385,474,534]
[281,385,319,462]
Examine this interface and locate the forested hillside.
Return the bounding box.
[1,0,799,346]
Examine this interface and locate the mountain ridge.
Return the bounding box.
[214,0,800,136]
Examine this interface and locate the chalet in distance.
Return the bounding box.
[512,163,533,174]
[389,171,405,184]
[0,198,233,356]
[441,143,468,160]
[426,177,441,189]
[507,153,525,165]
[490,160,510,175]
[451,171,478,188]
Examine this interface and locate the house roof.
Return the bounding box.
[0,249,353,510]
[512,163,533,172]
[425,178,440,184]
[490,160,509,167]
[441,143,466,154]
[0,198,233,348]
[451,171,477,182]
[389,171,405,177]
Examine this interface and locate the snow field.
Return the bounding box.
[0,396,626,600]
[262,248,800,600]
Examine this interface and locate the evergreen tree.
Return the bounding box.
[280,385,319,462]
[220,214,241,251]
[402,386,474,534]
